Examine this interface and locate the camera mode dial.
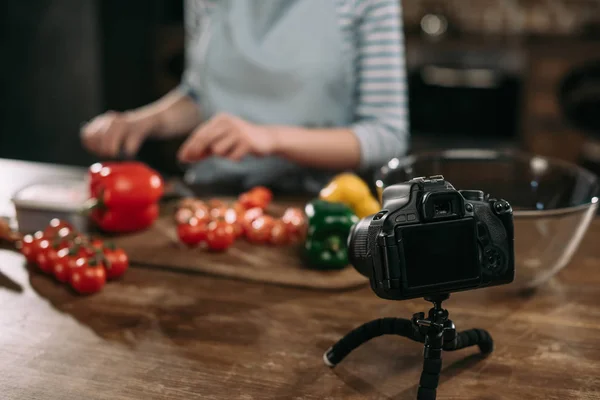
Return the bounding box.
[459,190,484,202]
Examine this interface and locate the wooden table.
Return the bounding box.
[1,159,599,400]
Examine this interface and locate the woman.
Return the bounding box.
[81,0,409,193]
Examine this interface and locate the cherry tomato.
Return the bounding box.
[206,221,235,251]
[222,208,243,237]
[70,258,106,295]
[210,206,228,219]
[43,218,74,238]
[249,186,273,203]
[239,192,268,210]
[177,218,209,246]
[52,247,87,283]
[24,232,47,263]
[194,204,210,221]
[18,234,39,263]
[281,207,307,239]
[175,208,194,224]
[35,239,55,273]
[241,207,264,234]
[82,238,105,257]
[246,215,275,243]
[232,202,246,214]
[103,248,129,280]
[269,219,289,245]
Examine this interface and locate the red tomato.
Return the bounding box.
[281,208,307,239]
[177,218,209,246]
[206,221,235,251]
[82,238,104,257]
[25,233,47,263]
[103,248,129,280]
[241,207,264,234]
[35,240,57,273]
[239,193,268,210]
[69,258,106,295]
[175,208,194,224]
[18,234,39,263]
[222,208,243,237]
[210,206,228,219]
[52,247,87,283]
[194,205,210,221]
[232,202,247,214]
[246,215,275,243]
[269,220,289,245]
[43,218,74,238]
[249,186,273,203]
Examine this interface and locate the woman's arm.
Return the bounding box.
[270,127,361,169]
[138,88,202,138]
[272,0,409,170]
[81,88,201,158]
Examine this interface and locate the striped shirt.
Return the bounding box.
[182,0,408,169]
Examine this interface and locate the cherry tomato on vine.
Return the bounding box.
[35,240,60,274]
[103,247,129,280]
[246,215,275,243]
[52,248,87,283]
[269,220,289,245]
[241,207,264,235]
[43,218,74,238]
[18,234,40,263]
[174,208,194,225]
[206,220,235,251]
[69,258,106,295]
[177,218,209,246]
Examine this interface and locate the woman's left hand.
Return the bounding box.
[177,113,277,163]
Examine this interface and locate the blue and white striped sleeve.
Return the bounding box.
[351,0,409,169]
[179,0,214,102]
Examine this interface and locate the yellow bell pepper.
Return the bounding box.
[353,196,381,219]
[319,173,381,218]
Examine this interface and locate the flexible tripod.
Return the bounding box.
[323,294,494,400]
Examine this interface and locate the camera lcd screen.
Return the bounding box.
[401,218,479,288]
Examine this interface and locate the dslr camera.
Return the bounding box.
[348,175,514,300]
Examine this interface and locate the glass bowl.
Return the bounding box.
[375,149,599,292]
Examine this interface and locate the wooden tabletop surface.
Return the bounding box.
[1,159,599,400]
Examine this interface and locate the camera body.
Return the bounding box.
[348,175,514,300]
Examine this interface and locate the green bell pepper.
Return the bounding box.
[303,199,359,270]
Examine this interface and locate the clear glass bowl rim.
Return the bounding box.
[374,148,600,218]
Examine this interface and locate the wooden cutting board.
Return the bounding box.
[109,199,369,291]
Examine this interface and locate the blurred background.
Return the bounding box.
[2,0,600,176]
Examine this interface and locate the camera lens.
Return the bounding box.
[347,216,374,278]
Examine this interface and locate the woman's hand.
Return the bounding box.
[81,111,159,158]
[177,113,277,163]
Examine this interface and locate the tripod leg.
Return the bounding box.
[417,332,443,400]
[324,318,421,367]
[444,328,494,354]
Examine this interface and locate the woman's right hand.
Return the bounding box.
[80,110,159,158]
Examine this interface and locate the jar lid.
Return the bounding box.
[11,180,89,212]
